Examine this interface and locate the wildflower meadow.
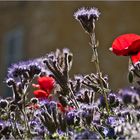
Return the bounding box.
[0,7,140,139]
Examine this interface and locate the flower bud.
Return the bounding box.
[30,97,38,104]
[0,99,8,108]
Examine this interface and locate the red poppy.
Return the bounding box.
[33,89,49,99]
[32,76,55,99]
[57,102,75,113]
[37,76,55,92]
[57,103,65,112]
[111,33,140,63]
[131,51,140,64]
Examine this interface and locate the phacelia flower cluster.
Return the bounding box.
[74,7,100,33]
[6,60,44,87]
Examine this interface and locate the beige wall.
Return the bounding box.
[0,1,140,96]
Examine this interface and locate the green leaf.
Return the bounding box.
[128,71,134,83]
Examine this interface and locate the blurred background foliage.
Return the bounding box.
[0,1,140,96]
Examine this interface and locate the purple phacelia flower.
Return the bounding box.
[119,87,140,106]
[29,120,38,128]
[104,127,115,138]
[74,7,100,33]
[75,129,100,140]
[107,116,117,126]
[0,120,4,131]
[6,78,15,87]
[108,93,120,107]
[98,95,106,108]
[6,59,42,83]
[66,111,75,125]
[7,62,26,78]
[74,7,100,21]
[0,99,8,108]
[39,99,49,106]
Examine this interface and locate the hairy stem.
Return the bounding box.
[69,87,79,108]
[90,32,110,115]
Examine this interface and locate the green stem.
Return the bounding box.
[7,109,23,139]
[92,124,104,140]
[20,82,33,138]
[90,32,110,115]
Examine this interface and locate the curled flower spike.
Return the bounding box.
[74,7,100,33]
[7,60,42,81]
[111,33,140,64]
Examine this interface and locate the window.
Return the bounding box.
[3,27,24,97]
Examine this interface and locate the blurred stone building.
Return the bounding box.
[0,1,140,96]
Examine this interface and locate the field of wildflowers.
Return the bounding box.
[0,7,140,139]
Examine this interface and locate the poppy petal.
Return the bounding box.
[112,34,140,56]
[128,39,140,55]
[131,51,140,64]
[33,89,49,99]
[38,76,55,92]
[57,103,65,112]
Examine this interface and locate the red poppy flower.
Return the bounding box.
[32,76,55,99]
[111,33,140,64]
[37,76,55,92]
[57,102,65,112]
[57,102,75,113]
[33,89,49,99]
[131,51,140,64]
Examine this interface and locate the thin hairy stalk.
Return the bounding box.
[90,32,110,115]
[82,116,104,140]
[69,87,79,108]
[7,109,23,139]
[20,80,33,138]
[13,114,23,139]
[91,123,104,140]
